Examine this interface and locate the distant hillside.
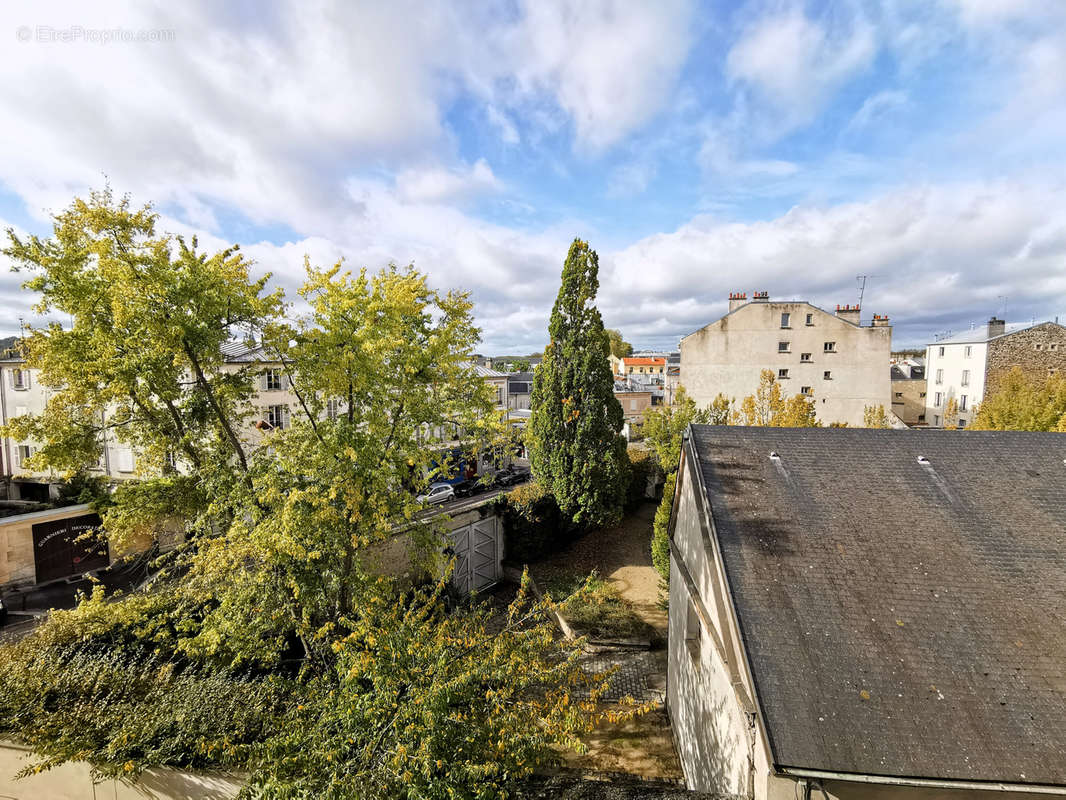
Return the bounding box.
[0,336,18,358]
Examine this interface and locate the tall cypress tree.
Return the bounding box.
[530,239,628,528]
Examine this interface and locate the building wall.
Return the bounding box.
[680,301,892,428]
[668,466,754,797]
[923,341,986,428]
[986,322,1066,392]
[614,391,652,424]
[891,378,926,426]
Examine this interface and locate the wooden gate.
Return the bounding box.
[449,516,501,593]
[32,513,109,584]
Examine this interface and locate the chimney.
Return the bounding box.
[752,291,770,303]
[987,317,1006,338]
[835,303,861,325]
[728,291,748,313]
[871,313,891,328]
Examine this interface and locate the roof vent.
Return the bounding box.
[769,451,781,461]
[917,455,930,465]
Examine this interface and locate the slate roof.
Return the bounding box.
[687,425,1066,786]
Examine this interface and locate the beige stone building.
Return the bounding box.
[890,356,926,426]
[680,292,892,427]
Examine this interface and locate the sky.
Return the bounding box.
[1,0,1065,353]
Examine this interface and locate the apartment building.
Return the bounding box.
[0,342,509,498]
[924,317,1066,427]
[890,355,926,426]
[680,292,892,427]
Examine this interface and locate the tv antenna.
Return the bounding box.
[997,295,1008,318]
[857,275,878,309]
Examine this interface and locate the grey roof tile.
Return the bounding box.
[688,425,1066,785]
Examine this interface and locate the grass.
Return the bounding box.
[540,570,655,641]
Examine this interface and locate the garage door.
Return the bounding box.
[32,513,109,584]
[449,516,501,594]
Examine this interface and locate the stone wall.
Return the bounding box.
[985,322,1066,392]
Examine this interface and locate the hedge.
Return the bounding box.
[497,481,565,564]
[651,472,676,585]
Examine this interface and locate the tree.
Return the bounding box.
[707,393,733,425]
[530,239,628,528]
[509,358,531,372]
[605,328,633,359]
[863,404,892,429]
[0,193,626,798]
[735,370,819,428]
[2,188,283,547]
[641,386,709,474]
[971,368,1066,431]
[943,397,960,430]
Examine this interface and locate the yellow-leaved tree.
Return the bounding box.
[0,191,638,799]
[735,370,820,428]
[971,368,1066,431]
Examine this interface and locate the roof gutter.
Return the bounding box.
[780,767,1066,795]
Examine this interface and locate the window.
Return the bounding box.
[920,392,927,398]
[1051,343,1059,351]
[800,352,812,362]
[801,386,812,396]
[938,346,945,356]
[778,341,790,353]
[958,419,966,428]
[325,397,341,420]
[1035,344,1043,350]
[959,395,968,411]
[11,368,29,390]
[685,601,701,663]
[961,369,970,387]
[778,368,789,379]
[918,413,926,422]
[805,313,814,325]
[267,404,289,430]
[263,368,283,391]
[16,444,33,467]
[824,341,836,352]
[934,392,942,406]
[780,312,791,328]
[935,369,943,385]
[964,346,972,357]
[894,392,903,399]
[823,370,832,380]
[116,448,135,473]
[629,398,638,411]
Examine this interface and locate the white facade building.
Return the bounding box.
[923,317,1066,428]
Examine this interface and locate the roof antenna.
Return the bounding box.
[997,295,1008,318]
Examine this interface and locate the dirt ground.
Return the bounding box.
[531,502,681,781]
[532,502,666,637]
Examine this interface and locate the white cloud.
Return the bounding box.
[606,161,657,198]
[503,0,697,152]
[395,160,502,205]
[601,180,1066,348]
[726,9,876,130]
[846,90,909,132]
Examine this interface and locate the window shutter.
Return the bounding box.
[117,448,134,472]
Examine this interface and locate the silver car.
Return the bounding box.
[416,482,455,505]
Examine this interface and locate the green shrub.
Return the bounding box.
[651,472,676,585]
[498,481,565,564]
[624,446,658,510]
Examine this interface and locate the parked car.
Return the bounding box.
[416,482,455,505]
[491,465,531,487]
